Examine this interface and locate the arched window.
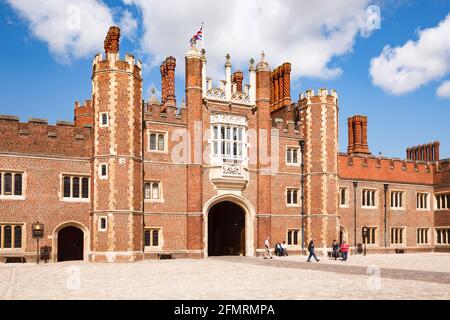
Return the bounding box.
[14,173,22,196]
[73,177,80,198]
[4,173,12,195]
[152,230,159,247]
[157,134,164,151]
[152,183,159,199]
[144,230,151,246]
[144,183,151,199]
[149,133,156,150]
[3,226,12,248]
[14,226,22,248]
[63,177,71,197]
[82,178,89,198]
[144,229,161,247]
[340,188,347,206]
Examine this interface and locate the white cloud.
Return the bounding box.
[7,0,114,62]
[119,10,138,41]
[370,13,450,95]
[124,0,374,81]
[437,80,450,98]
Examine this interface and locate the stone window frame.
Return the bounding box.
[144,181,164,203]
[99,163,108,180]
[361,188,378,209]
[390,189,406,210]
[286,187,300,207]
[144,227,163,250]
[390,226,406,246]
[361,226,378,246]
[60,174,90,202]
[0,223,25,251]
[98,216,107,232]
[210,124,247,163]
[0,170,26,200]
[339,187,348,208]
[416,192,431,211]
[435,228,450,246]
[435,193,450,210]
[99,112,109,127]
[285,146,300,166]
[148,130,168,153]
[416,228,430,245]
[286,229,300,246]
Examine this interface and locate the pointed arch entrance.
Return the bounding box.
[203,194,255,257]
[52,221,90,262]
[208,201,245,256]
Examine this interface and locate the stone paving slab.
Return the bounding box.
[221,256,450,284]
[0,253,449,300]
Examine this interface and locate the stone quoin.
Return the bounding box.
[0,26,449,263]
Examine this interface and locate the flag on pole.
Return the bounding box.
[190,23,204,47]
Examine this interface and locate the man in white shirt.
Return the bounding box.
[264,236,273,259]
[281,241,288,256]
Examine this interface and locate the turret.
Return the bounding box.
[255,51,273,250]
[90,26,143,262]
[185,45,203,257]
[299,88,339,250]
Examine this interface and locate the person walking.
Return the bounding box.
[340,240,350,261]
[332,240,340,260]
[264,236,273,259]
[306,238,320,262]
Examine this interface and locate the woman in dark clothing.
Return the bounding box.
[332,240,340,260]
[306,238,320,262]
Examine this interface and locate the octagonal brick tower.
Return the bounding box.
[90,27,144,262]
[299,89,339,251]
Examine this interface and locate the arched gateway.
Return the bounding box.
[52,221,89,262]
[58,226,84,261]
[208,201,245,256]
[203,195,255,257]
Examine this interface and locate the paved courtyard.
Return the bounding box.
[0,253,449,300]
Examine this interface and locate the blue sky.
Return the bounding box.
[0,0,449,159]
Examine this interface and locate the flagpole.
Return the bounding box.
[202,21,205,50]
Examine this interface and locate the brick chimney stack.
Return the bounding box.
[233,71,244,92]
[277,66,283,109]
[406,141,440,161]
[165,56,176,107]
[272,69,279,109]
[347,115,370,154]
[160,62,167,105]
[282,62,291,107]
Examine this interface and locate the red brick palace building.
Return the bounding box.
[0,27,449,262]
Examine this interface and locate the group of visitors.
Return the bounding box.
[275,241,288,257]
[263,237,288,259]
[307,239,350,262]
[263,236,351,262]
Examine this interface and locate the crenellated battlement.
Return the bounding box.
[74,100,93,127]
[92,52,142,78]
[299,88,339,102]
[272,117,301,138]
[145,93,187,125]
[0,115,92,158]
[339,153,435,184]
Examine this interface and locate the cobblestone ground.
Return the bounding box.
[0,253,449,300]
